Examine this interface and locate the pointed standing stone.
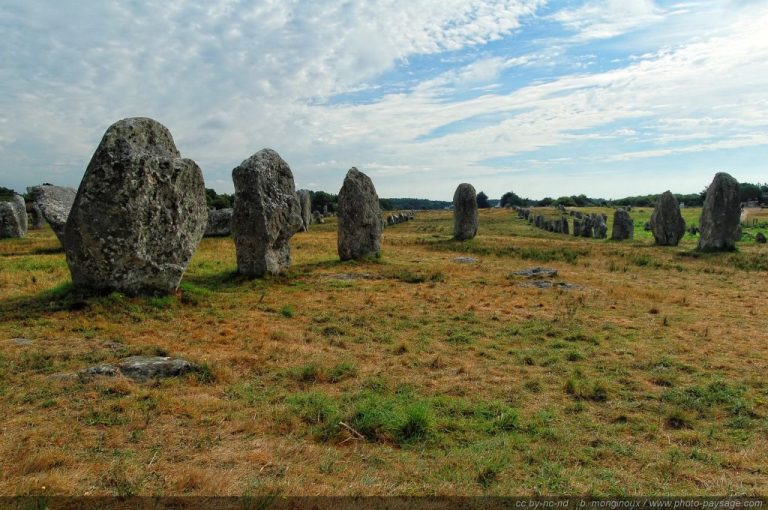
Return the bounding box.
[337,168,383,260]
[232,149,303,276]
[650,191,686,246]
[698,172,741,251]
[296,189,312,232]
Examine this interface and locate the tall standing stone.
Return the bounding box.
[27,202,45,229]
[611,209,634,240]
[64,117,207,295]
[337,168,383,260]
[296,189,312,232]
[453,183,478,241]
[650,191,686,246]
[0,194,28,238]
[28,185,76,245]
[698,172,741,251]
[232,149,303,276]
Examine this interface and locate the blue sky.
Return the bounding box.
[1,0,766,200]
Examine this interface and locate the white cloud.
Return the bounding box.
[551,0,666,41]
[0,0,767,200]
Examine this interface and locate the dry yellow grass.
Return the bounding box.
[0,209,766,496]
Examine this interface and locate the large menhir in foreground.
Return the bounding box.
[64,117,208,295]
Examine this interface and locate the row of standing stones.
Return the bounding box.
[0,117,393,295]
[512,173,744,249]
[0,116,751,295]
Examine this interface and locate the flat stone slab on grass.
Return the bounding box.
[80,356,195,381]
[453,256,479,264]
[520,281,582,290]
[512,267,558,278]
[9,338,34,346]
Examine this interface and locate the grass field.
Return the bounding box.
[1,208,767,496]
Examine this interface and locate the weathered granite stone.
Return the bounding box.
[313,211,325,224]
[513,267,558,278]
[26,202,45,229]
[64,117,207,295]
[81,356,195,381]
[117,356,194,381]
[573,218,582,237]
[581,216,593,238]
[756,232,766,244]
[650,191,686,246]
[232,149,303,276]
[698,172,741,251]
[337,168,384,260]
[592,215,607,239]
[296,189,312,232]
[611,209,634,240]
[0,194,27,238]
[204,208,233,237]
[28,185,76,244]
[453,183,478,241]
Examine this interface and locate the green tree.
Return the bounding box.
[499,191,524,207]
[476,191,491,208]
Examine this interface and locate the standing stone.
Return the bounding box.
[611,209,634,240]
[561,217,569,235]
[296,189,312,232]
[204,208,233,237]
[581,216,593,238]
[592,215,607,239]
[756,232,766,244]
[453,184,478,241]
[573,218,582,237]
[313,211,325,224]
[0,194,28,238]
[64,117,207,295]
[698,172,741,251]
[337,168,383,260]
[232,149,303,276]
[27,202,45,229]
[650,191,686,246]
[28,184,76,244]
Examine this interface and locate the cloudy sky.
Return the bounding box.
[1,0,766,200]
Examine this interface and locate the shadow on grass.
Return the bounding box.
[0,281,88,321]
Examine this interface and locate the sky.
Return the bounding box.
[1,0,767,201]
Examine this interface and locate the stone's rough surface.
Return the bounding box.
[296,190,312,232]
[698,172,741,251]
[28,185,76,243]
[453,183,478,241]
[611,210,634,240]
[27,202,45,229]
[650,191,686,246]
[337,168,384,260]
[81,356,194,381]
[590,215,607,239]
[512,267,558,278]
[232,149,303,276]
[204,208,233,237]
[453,256,479,264]
[312,211,325,224]
[0,194,28,238]
[64,117,208,295]
[117,356,194,380]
